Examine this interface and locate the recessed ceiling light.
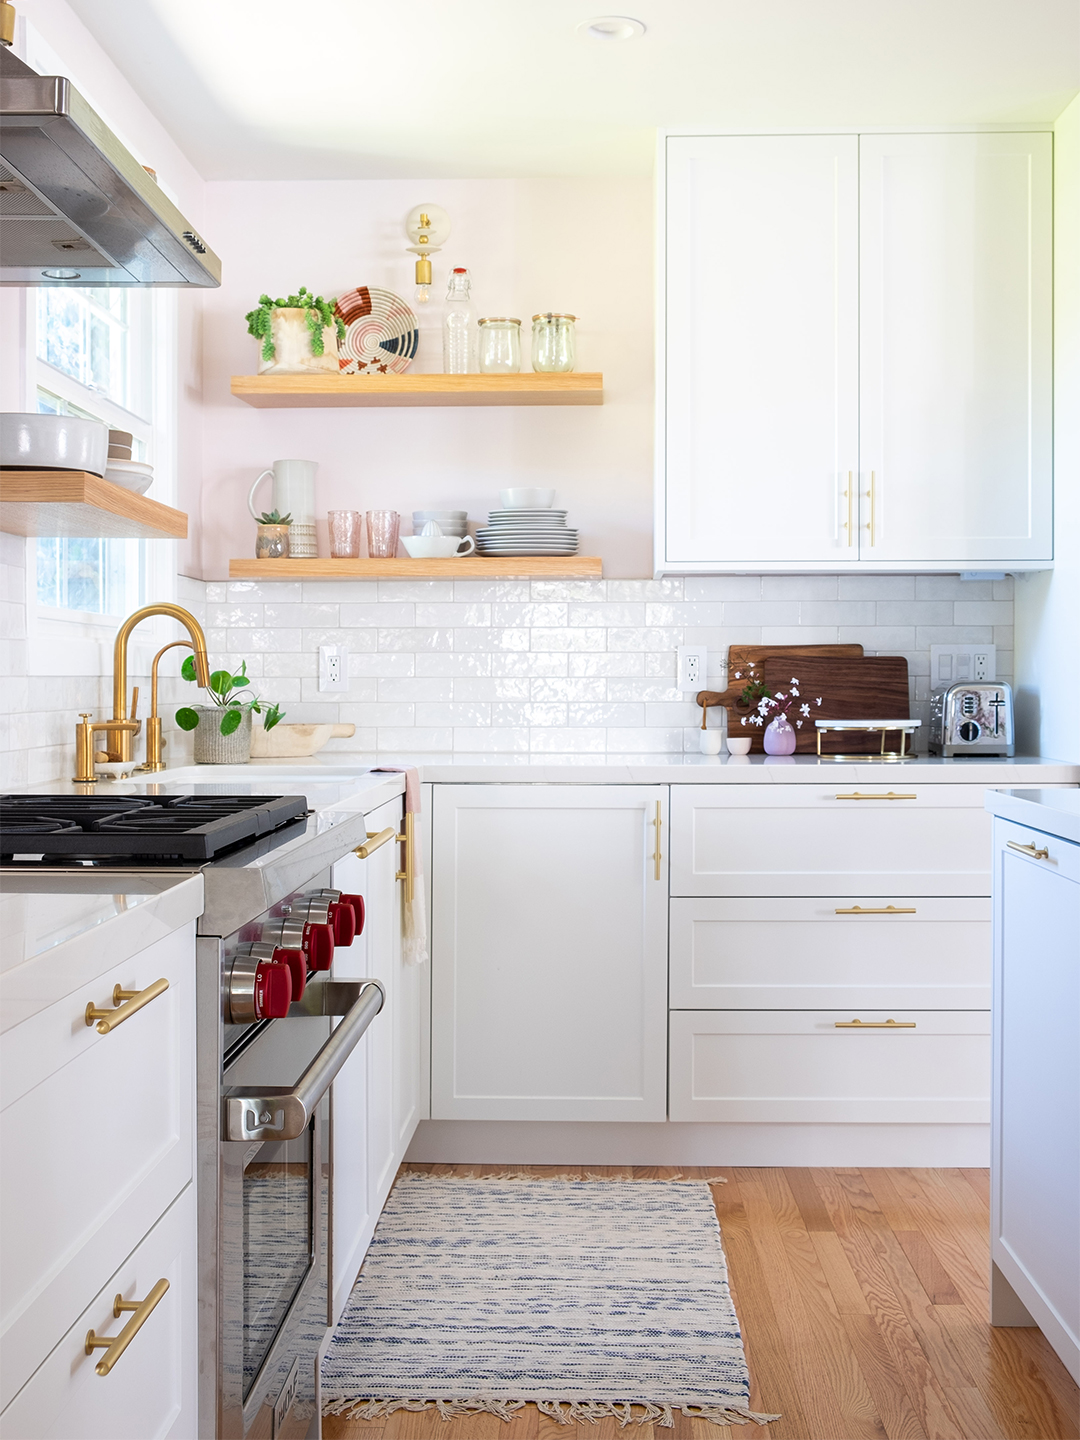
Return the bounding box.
[580,16,646,41]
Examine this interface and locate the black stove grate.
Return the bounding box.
[0,794,309,860]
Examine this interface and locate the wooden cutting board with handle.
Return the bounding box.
[697,644,864,755]
[754,655,910,754]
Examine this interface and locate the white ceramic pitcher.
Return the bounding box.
[248,459,317,558]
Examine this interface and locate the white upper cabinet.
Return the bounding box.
[658,130,1053,573]
[662,135,860,568]
[859,133,1052,565]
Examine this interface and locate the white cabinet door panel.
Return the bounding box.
[0,1185,197,1440]
[663,134,859,567]
[431,786,668,1121]
[859,132,1053,563]
[669,1011,990,1124]
[0,927,195,1411]
[669,784,991,896]
[670,896,990,1009]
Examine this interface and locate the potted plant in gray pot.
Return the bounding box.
[175,657,284,764]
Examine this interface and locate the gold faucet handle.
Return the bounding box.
[130,686,139,721]
[79,713,93,723]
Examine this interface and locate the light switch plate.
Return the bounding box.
[930,644,996,688]
[319,643,350,692]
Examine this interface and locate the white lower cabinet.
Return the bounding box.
[430,785,668,1122]
[329,794,419,1324]
[669,1010,990,1124]
[0,1180,197,1440]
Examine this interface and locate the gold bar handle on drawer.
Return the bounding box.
[652,801,662,881]
[354,827,396,859]
[85,1278,169,1375]
[395,811,415,905]
[835,1018,916,1029]
[1007,840,1050,861]
[835,791,917,801]
[85,978,168,1034]
[835,905,917,915]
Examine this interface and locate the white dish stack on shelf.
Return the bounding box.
[104,429,153,495]
[476,489,578,556]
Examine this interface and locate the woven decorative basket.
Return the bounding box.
[192,706,253,765]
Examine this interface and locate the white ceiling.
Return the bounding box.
[67,0,1080,179]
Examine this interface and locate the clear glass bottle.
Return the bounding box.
[477,317,521,374]
[442,267,476,374]
[531,312,577,373]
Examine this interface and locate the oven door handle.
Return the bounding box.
[222,978,385,1142]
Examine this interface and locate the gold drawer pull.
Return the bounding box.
[835,1018,917,1029]
[85,1278,169,1375]
[1007,840,1050,861]
[85,978,169,1035]
[835,905,917,915]
[354,827,396,859]
[394,812,415,905]
[835,791,917,801]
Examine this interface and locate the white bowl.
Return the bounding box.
[103,459,153,494]
[499,488,555,509]
[402,534,476,559]
[726,736,753,755]
[1,413,109,475]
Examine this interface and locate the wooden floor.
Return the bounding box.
[323,1164,1079,1440]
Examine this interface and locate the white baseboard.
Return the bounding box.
[405,1120,991,1168]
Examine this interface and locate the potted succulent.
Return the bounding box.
[245,287,346,374]
[175,657,284,765]
[255,508,292,559]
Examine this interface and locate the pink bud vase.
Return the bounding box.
[763,715,797,755]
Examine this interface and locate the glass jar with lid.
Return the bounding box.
[531,313,577,373]
[477,317,521,374]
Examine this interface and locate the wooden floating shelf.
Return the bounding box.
[230,372,603,408]
[0,470,187,541]
[229,556,603,579]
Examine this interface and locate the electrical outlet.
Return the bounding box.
[677,646,708,692]
[930,644,995,689]
[319,643,349,692]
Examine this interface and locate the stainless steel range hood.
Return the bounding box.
[0,49,220,286]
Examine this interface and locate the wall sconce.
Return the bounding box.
[405,203,451,306]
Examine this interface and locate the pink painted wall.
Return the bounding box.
[195,177,654,579]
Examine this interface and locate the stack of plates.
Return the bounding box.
[476,508,578,556]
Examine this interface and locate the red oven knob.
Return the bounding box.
[272,947,307,1002]
[253,960,292,1019]
[327,901,355,947]
[304,921,335,971]
[338,893,365,936]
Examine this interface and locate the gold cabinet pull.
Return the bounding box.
[835,1018,916,1029]
[85,1278,169,1375]
[868,470,877,546]
[835,905,917,915]
[1007,840,1050,861]
[85,978,169,1035]
[395,811,415,905]
[652,801,663,881]
[834,791,917,801]
[354,827,396,859]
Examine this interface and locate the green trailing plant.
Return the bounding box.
[257,509,292,525]
[245,287,346,362]
[175,657,285,737]
[732,661,772,711]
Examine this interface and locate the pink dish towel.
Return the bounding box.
[371,766,427,964]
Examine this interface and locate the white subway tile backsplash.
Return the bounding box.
[418,652,492,676]
[571,652,646,676]
[762,575,838,600]
[454,579,530,602]
[341,602,414,628]
[684,576,762,601]
[530,627,606,652]
[303,581,378,602]
[416,602,492,627]
[528,727,607,753]
[379,580,454,602]
[379,678,453,702]
[530,580,607,601]
[953,601,1015,626]
[491,652,567,677]
[415,702,492,727]
[492,602,568,627]
[569,702,644,728]
[228,581,303,602]
[455,627,530,652]
[531,677,606,702]
[838,575,915,600]
[493,701,568,727]
[456,677,531,701]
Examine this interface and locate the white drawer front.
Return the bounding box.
[669,1010,990,1124]
[0,927,194,1409]
[669,897,991,1009]
[0,1185,196,1440]
[670,784,991,896]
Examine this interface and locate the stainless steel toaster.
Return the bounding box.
[929,681,1014,756]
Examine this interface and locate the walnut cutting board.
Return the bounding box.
[757,656,910,754]
[698,644,865,755]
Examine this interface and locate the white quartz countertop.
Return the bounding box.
[0,873,204,1032]
[984,787,1080,844]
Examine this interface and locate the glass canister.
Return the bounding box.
[531,313,577,373]
[477,317,521,374]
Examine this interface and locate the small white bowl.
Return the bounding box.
[726,736,753,755]
[499,488,555,509]
[103,459,153,494]
[402,534,476,559]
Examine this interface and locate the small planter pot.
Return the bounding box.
[255,523,290,559]
[763,715,797,755]
[192,706,253,765]
[258,307,340,375]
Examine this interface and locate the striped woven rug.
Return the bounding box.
[321,1174,779,1428]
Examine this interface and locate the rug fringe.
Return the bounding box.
[400,1170,728,1184]
[322,1397,779,1427]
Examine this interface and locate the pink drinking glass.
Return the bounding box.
[328,509,362,559]
[366,510,400,559]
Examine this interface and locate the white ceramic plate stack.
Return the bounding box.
[476,508,579,556]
